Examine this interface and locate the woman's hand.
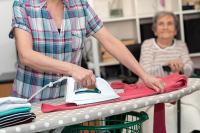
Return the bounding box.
[70,64,96,88]
[167,59,184,73]
[142,74,165,93]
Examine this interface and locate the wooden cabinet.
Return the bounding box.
[0,83,13,97]
[0,72,15,97]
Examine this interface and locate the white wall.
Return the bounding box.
[0,0,17,74]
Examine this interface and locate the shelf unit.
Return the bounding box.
[87,0,200,76]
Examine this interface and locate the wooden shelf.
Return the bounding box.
[87,59,119,69]
[190,53,200,57]
[103,16,136,23]
[182,9,200,14]
[99,58,119,67]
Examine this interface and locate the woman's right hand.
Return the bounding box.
[70,64,96,88]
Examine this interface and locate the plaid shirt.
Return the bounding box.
[12,0,103,102]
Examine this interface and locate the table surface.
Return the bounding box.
[0,78,200,133]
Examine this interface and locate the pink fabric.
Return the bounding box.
[112,73,187,100]
[154,103,166,133]
[41,73,187,113]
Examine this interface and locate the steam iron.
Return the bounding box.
[65,77,119,105]
[27,77,119,105]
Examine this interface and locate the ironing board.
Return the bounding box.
[0,78,200,133]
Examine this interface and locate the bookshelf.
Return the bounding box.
[87,0,200,76]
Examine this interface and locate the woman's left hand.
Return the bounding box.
[142,74,165,93]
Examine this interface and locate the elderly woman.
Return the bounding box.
[139,11,200,133]
[140,11,193,77]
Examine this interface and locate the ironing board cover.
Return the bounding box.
[1,78,200,133]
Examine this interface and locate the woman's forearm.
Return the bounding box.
[95,27,146,79]
[19,49,73,75]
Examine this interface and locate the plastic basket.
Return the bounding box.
[63,111,148,133]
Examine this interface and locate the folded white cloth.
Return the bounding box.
[0,97,30,113]
[0,103,31,112]
[0,97,28,105]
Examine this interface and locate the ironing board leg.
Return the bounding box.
[177,99,181,133]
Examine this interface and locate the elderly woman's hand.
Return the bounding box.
[167,59,184,73]
[142,74,165,93]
